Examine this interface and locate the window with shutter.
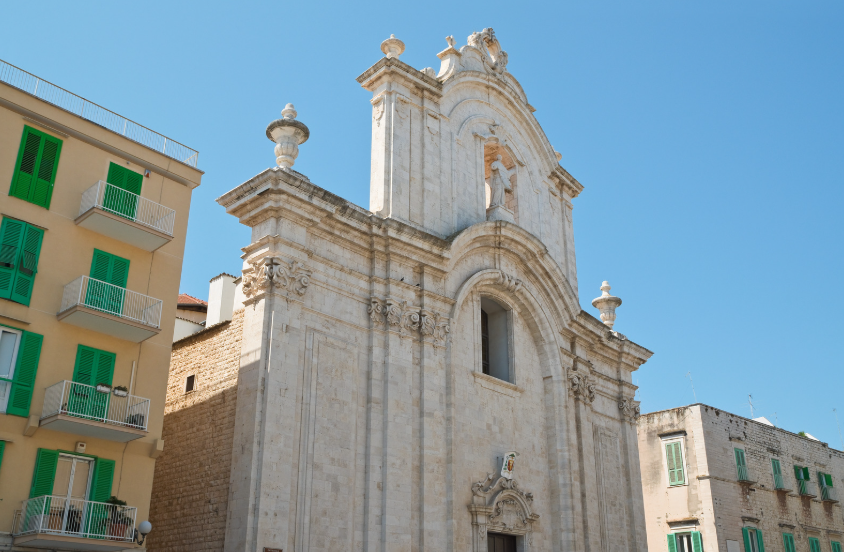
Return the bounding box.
[29,448,59,498]
[735,448,749,480]
[9,126,62,209]
[0,440,5,472]
[665,441,686,486]
[783,534,796,552]
[5,330,43,417]
[831,542,841,552]
[691,532,703,552]
[0,218,44,306]
[771,459,784,488]
[809,538,821,552]
[68,345,115,420]
[668,534,678,552]
[89,458,115,502]
[104,162,142,219]
[86,249,130,315]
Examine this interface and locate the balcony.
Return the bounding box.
[39,380,149,442]
[798,479,818,498]
[12,495,138,551]
[774,474,792,492]
[820,485,839,503]
[75,181,175,251]
[737,465,756,484]
[57,276,161,342]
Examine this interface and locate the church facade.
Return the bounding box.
[149,29,653,552]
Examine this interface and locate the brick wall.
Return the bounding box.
[147,309,244,552]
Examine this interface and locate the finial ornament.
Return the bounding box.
[266,103,310,169]
[591,281,622,329]
[381,34,405,59]
[445,35,455,48]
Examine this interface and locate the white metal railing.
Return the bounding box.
[0,59,198,167]
[42,380,149,431]
[60,276,162,329]
[13,495,137,542]
[79,181,175,236]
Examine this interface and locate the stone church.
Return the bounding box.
[148,29,654,552]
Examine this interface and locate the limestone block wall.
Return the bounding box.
[639,405,844,552]
[147,310,244,552]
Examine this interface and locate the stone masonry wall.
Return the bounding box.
[147,309,244,552]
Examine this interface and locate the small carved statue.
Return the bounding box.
[488,154,512,208]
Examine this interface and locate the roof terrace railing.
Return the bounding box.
[0,59,198,168]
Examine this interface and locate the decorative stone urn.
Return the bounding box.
[380,34,405,59]
[266,103,310,169]
[591,281,622,329]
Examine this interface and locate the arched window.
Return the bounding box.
[480,297,510,382]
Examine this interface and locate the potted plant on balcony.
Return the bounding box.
[102,496,133,540]
[112,385,129,398]
[125,413,145,428]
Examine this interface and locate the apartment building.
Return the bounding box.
[0,59,201,551]
[639,404,843,552]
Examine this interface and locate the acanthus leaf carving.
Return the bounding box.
[242,256,312,299]
[568,367,596,404]
[618,398,641,422]
[369,299,450,344]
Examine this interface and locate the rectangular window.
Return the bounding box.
[86,249,130,315]
[665,440,686,486]
[809,538,821,552]
[783,534,796,552]
[818,472,833,488]
[669,532,704,552]
[771,459,784,489]
[104,162,143,219]
[735,448,749,481]
[0,327,43,417]
[185,374,195,393]
[831,542,841,552]
[10,125,62,209]
[68,345,115,421]
[742,528,764,552]
[0,218,45,306]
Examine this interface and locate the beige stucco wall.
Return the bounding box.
[638,405,844,552]
[0,79,200,541]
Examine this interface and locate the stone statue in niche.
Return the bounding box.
[488,155,512,208]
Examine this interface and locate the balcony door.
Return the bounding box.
[103,163,142,220]
[51,454,93,535]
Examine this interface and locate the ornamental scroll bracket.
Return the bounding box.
[241,256,312,301]
[468,473,539,551]
[567,365,596,404]
[368,298,450,345]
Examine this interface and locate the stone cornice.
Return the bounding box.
[356,57,444,94]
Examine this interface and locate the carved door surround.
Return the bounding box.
[469,473,540,551]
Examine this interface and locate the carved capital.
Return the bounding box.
[242,256,312,300]
[618,398,641,422]
[369,299,450,344]
[567,368,596,404]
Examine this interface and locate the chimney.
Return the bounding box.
[207,273,237,326]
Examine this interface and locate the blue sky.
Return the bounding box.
[3,1,842,445]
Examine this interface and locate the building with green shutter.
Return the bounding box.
[638,404,843,552]
[0,58,202,551]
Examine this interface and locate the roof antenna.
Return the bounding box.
[686,372,697,403]
[748,394,755,418]
[774,412,778,427]
[834,409,844,451]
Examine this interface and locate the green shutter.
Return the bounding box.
[757,530,765,552]
[666,442,685,485]
[0,218,25,300]
[795,466,805,480]
[0,440,5,472]
[692,532,703,552]
[89,249,130,288]
[772,459,781,476]
[9,126,62,209]
[819,472,833,487]
[104,162,142,219]
[810,538,821,552]
[72,345,97,385]
[784,534,796,552]
[743,528,753,552]
[109,256,129,288]
[89,458,115,502]
[6,330,43,417]
[735,448,746,467]
[93,350,115,386]
[29,448,58,497]
[9,224,43,306]
[90,249,111,282]
[667,534,678,552]
[831,542,841,552]
[69,345,115,419]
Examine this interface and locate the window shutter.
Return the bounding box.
[10,127,43,202]
[0,440,5,471]
[692,532,703,552]
[6,330,43,417]
[72,345,97,385]
[831,542,841,552]
[666,442,685,485]
[667,534,677,552]
[31,135,61,208]
[803,467,811,481]
[772,459,781,476]
[735,448,746,467]
[0,218,25,300]
[29,448,58,498]
[783,534,795,552]
[89,458,115,502]
[742,528,752,552]
[93,350,115,386]
[810,539,821,552]
[90,249,112,282]
[106,162,128,189]
[9,224,44,306]
[825,473,833,487]
[757,530,765,552]
[109,256,130,288]
[794,466,804,480]
[89,249,129,288]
